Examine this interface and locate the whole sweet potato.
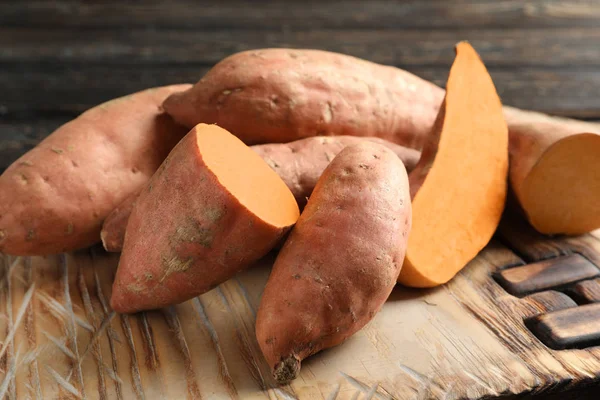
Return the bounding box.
[101,135,419,252]
[256,142,411,384]
[111,124,300,313]
[0,85,191,255]
[163,48,442,149]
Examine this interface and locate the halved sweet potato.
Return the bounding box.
[111,124,299,313]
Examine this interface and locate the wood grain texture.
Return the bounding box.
[568,278,600,303]
[494,254,600,296]
[527,303,600,350]
[0,227,599,399]
[1,0,600,30]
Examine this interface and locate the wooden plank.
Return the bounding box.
[1,0,599,30]
[4,63,600,119]
[493,254,600,296]
[3,27,600,68]
[527,303,600,350]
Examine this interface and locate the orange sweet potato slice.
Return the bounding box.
[398,42,509,288]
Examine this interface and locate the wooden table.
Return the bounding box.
[1,1,600,398]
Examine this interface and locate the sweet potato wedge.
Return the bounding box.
[398,42,508,288]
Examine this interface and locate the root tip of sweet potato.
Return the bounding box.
[273,355,301,385]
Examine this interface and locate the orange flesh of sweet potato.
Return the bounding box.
[256,142,411,385]
[110,124,299,313]
[162,48,441,149]
[398,42,508,288]
[101,135,419,253]
[0,84,191,255]
[504,107,600,235]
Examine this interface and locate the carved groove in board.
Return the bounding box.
[526,303,600,350]
[520,290,578,318]
[565,278,600,304]
[493,254,600,296]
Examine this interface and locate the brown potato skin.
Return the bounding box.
[0,85,191,255]
[162,48,442,149]
[110,125,296,314]
[100,192,138,253]
[255,142,411,385]
[101,135,418,253]
[253,135,419,208]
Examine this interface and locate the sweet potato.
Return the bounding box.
[0,85,191,256]
[110,124,300,313]
[162,48,441,149]
[100,192,139,253]
[398,42,508,288]
[101,135,419,252]
[164,47,600,235]
[504,108,600,235]
[256,142,411,385]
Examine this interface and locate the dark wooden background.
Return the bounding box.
[3,0,600,171]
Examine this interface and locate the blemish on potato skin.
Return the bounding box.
[66,223,74,235]
[26,229,36,241]
[292,274,301,280]
[19,161,33,167]
[0,230,6,241]
[160,255,194,282]
[18,173,28,184]
[51,147,64,154]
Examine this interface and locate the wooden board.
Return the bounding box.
[1,216,600,399]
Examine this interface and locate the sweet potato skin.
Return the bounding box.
[253,135,419,208]
[256,142,411,384]
[111,125,297,313]
[101,136,419,252]
[0,85,191,255]
[162,48,442,149]
[100,192,138,253]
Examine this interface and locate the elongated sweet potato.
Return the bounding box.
[256,142,411,385]
[164,47,600,235]
[504,108,600,235]
[398,42,508,288]
[0,85,191,256]
[162,48,441,149]
[110,124,300,313]
[101,135,419,252]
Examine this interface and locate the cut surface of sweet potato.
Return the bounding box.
[519,133,600,235]
[505,107,600,235]
[398,41,508,288]
[197,126,299,227]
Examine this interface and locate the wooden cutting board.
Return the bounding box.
[1,215,600,400]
